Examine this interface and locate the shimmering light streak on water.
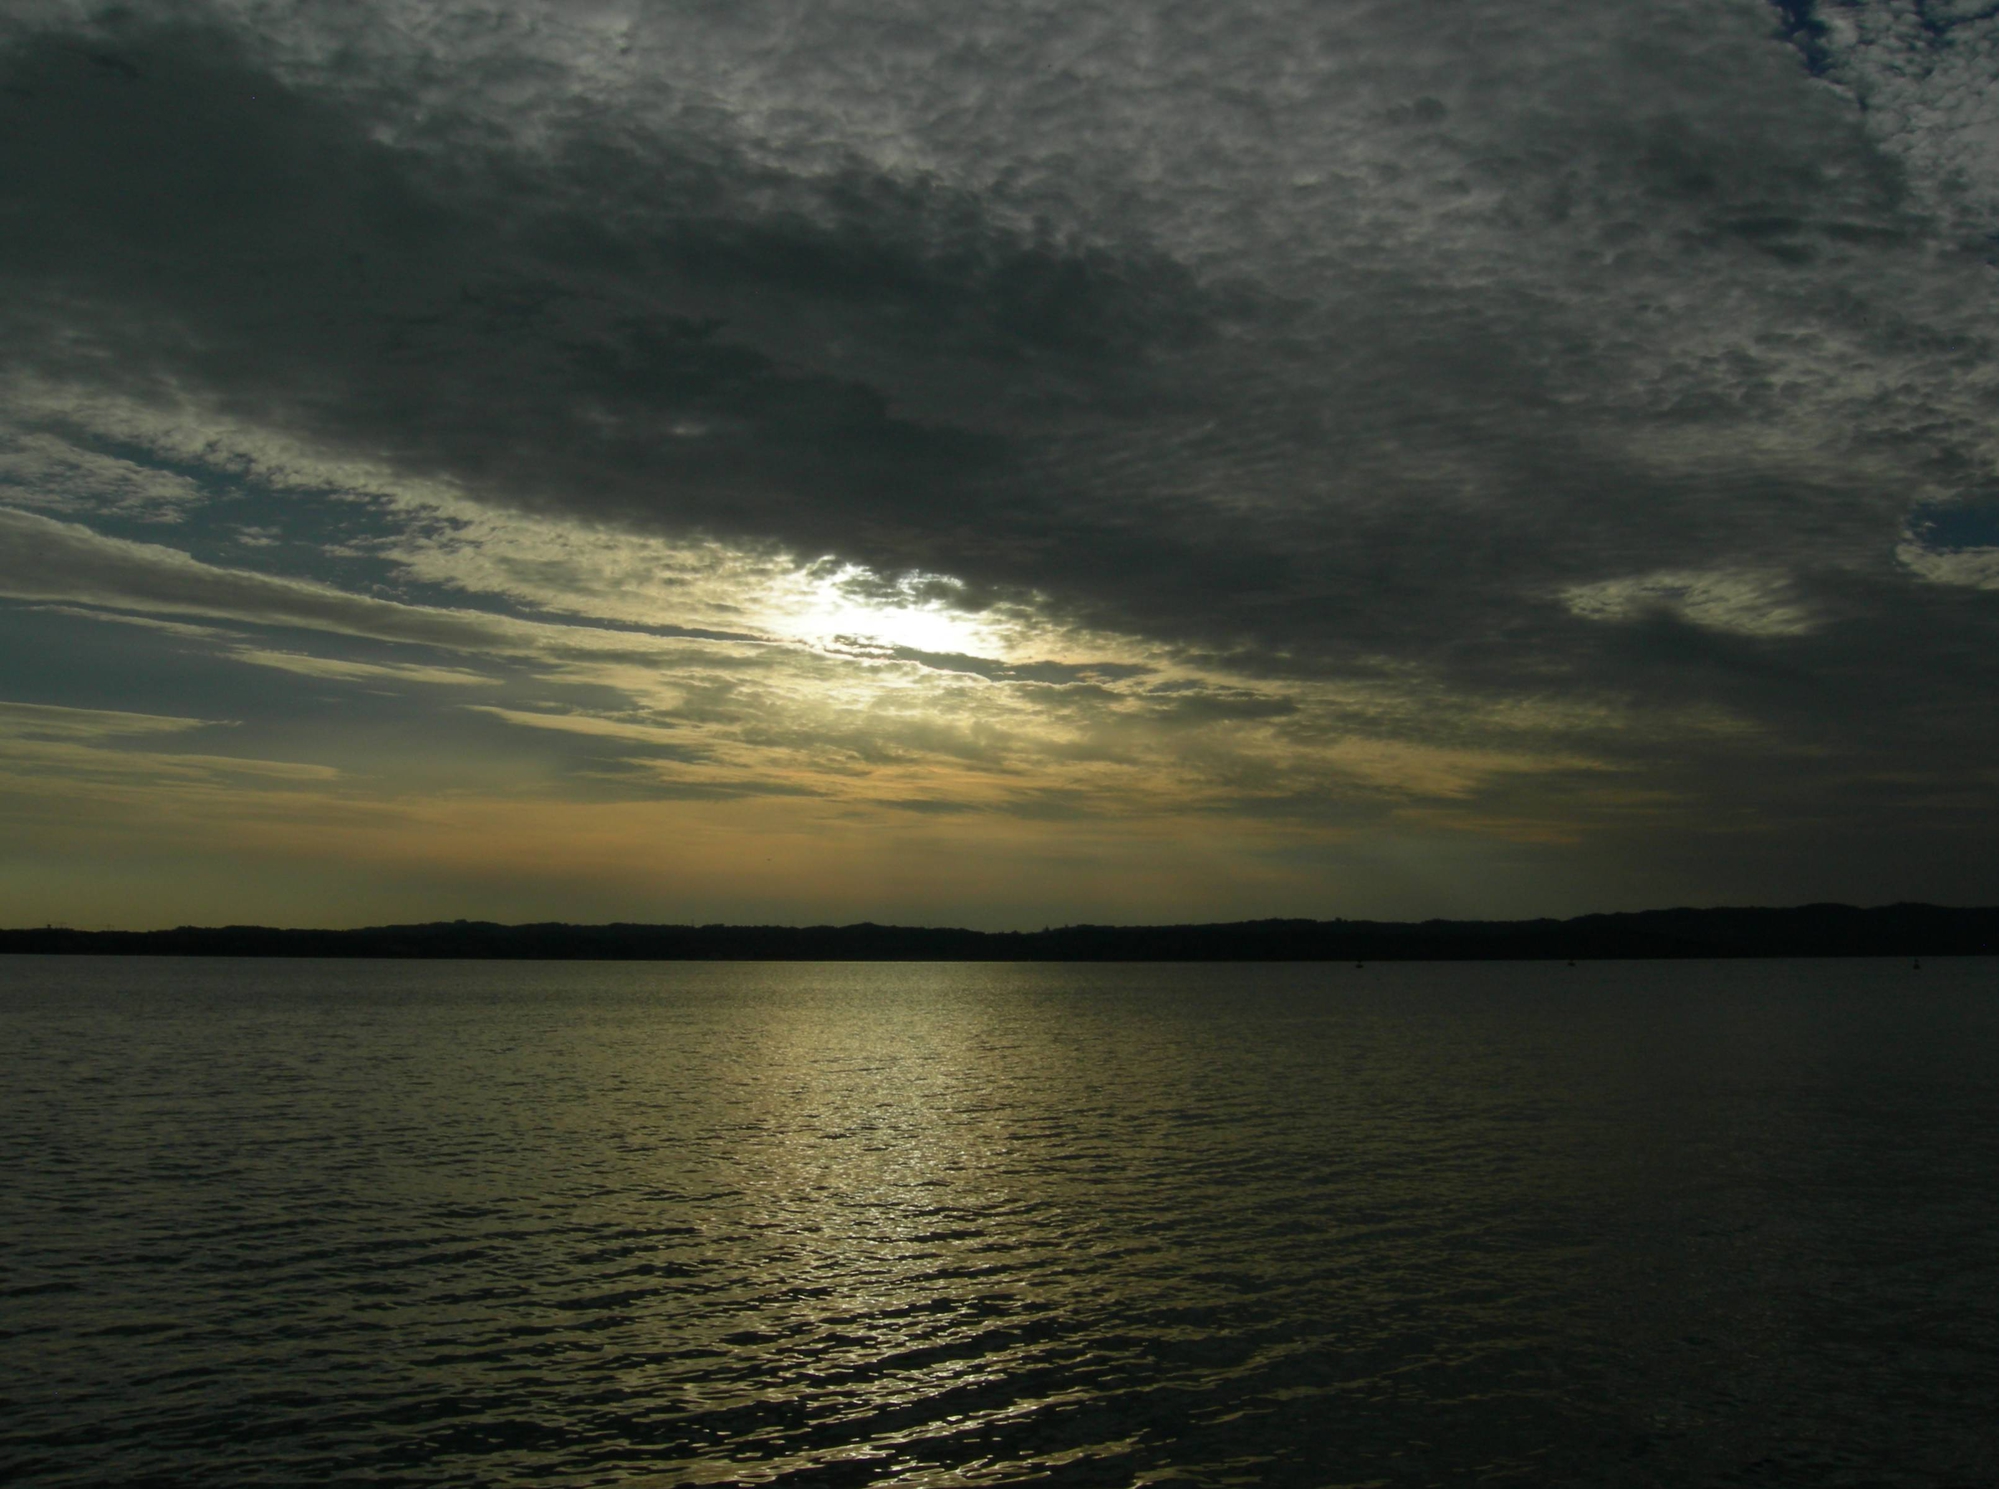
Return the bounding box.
[2,958,1996,1486]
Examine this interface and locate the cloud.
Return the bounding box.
[1896,493,1999,590]
[1788,0,1999,238]
[463,705,693,748]
[5,0,1999,917]
[0,700,216,741]
[0,430,207,521]
[0,506,528,647]
[0,505,755,657]
[1898,544,1999,591]
[23,604,239,640]
[1561,569,1819,636]
[0,699,340,798]
[229,650,497,686]
[4,0,1961,680]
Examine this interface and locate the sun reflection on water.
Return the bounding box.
[20,960,1975,1485]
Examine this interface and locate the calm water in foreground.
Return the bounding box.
[2,956,1996,1487]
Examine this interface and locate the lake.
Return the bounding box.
[3,956,1995,1486]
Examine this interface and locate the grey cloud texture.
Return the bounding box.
[9,0,1976,654]
[4,0,1999,914]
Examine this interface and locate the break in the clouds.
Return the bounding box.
[3,0,1997,927]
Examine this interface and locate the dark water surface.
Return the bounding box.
[3,957,1995,1487]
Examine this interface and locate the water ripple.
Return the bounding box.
[4,957,1997,1486]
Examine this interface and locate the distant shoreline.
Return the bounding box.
[2,904,1993,961]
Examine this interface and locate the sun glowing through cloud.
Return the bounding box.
[767,563,1002,659]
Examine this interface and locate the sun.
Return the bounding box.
[768,562,997,657]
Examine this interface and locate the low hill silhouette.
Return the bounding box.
[3,904,1995,960]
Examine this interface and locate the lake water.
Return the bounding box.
[2,956,1995,1487]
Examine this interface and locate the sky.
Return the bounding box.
[3,0,1998,930]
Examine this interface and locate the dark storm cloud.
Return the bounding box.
[5,0,1999,830]
[0,12,1206,562]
